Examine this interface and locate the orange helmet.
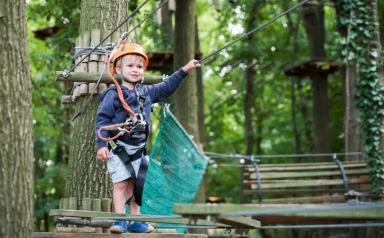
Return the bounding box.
[112,43,149,74]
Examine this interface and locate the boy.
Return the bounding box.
[95,42,201,233]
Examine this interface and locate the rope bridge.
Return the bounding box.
[141,107,208,216]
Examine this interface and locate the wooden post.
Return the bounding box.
[101,198,112,232]
[68,197,78,210]
[92,199,102,233]
[79,31,90,96]
[88,29,100,94]
[82,198,92,211]
[98,30,111,94]
[73,37,80,100]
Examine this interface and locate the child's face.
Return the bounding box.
[116,54,145,84]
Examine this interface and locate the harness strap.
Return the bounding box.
[110,143,148,206]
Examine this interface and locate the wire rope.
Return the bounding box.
[198,0,311,63]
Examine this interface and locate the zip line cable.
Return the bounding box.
[198,0,311,63]
[62,0,150,77]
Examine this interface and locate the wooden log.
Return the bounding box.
[49,209,230,227]
[89,29,100,93]
[242,188,373,196]
[61,95,76,104]
[243,176,371,188]
[101,198,112,213]
[92,199,102,233]
[82,198,92,211]
[69,197,78,210]
[88,61,98,94]
[172,203,384,221]
[62,198,69,210]
[53,217,114,228]
[34,232,207,237]
[79,32,90,96]
[247,168,369,179]
[90,29,100,61]
[56,227,96,233]
[260,195,345,204]
[247,163,367,172]
[247,161,365,168]
[56,71,162,84]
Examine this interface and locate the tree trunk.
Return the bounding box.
[301,2,331,154]
[286,11,302,154]
[333,0,362,161]
[0,0,34,237]
[64,0,130,200]
[244,2,259,157]
[161,1,174,42]
[173,0,200,145]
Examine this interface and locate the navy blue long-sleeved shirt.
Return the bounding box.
[95,68,188,149]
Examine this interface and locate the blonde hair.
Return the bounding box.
[115,54,146,69]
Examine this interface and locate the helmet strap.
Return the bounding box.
[118,72,129,83]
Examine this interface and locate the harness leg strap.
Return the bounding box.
[113,147,148,207]
[133,150,149,206]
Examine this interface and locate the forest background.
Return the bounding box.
[23,0,384,232]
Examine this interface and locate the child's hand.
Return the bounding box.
[97,147,110,160]
[182,59,201,73]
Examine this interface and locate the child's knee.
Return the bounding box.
[113,180,128,191]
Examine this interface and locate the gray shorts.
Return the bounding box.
[107,141,148,184]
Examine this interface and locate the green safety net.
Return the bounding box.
[140,107,208,232]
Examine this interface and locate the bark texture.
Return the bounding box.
[173,0,200,144]
[0,0,34,237]
[301,3,331,154]
[64,0,130,200]
[333,0,362,160]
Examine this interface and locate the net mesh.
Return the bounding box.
[140,107,208,231]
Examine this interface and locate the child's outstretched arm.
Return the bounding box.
[182,59,201,73]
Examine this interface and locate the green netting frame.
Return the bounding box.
[140,107,208,231]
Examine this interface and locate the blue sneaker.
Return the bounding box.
[129,221,154,233]
[109,220,127,233]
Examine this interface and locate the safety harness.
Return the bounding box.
[106,84,149,206]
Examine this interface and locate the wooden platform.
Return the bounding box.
[242,160,378,204]
[34,233,207,238]
[173,203,384,226]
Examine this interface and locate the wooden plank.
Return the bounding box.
[242,188,373,196]
[56,71,162,84]
[250,161,365,168]
[216,216,260,228]
[56,227,96,233]
[247,163,366,172]
[173,203,384,220]
[247,168,369,179]
[260,195,345,204]
[34,232,208,238]
[49,209,229,227]
[243,176,371,188]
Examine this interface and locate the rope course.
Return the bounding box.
[62,0,150,77]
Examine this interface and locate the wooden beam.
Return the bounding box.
[246,168,369,179]
[34,232,207,238]
[173,203,384,221]
[247,163,366,172]
[56,71,163,84]
[49,209,229,227]
[243,176,371,188]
